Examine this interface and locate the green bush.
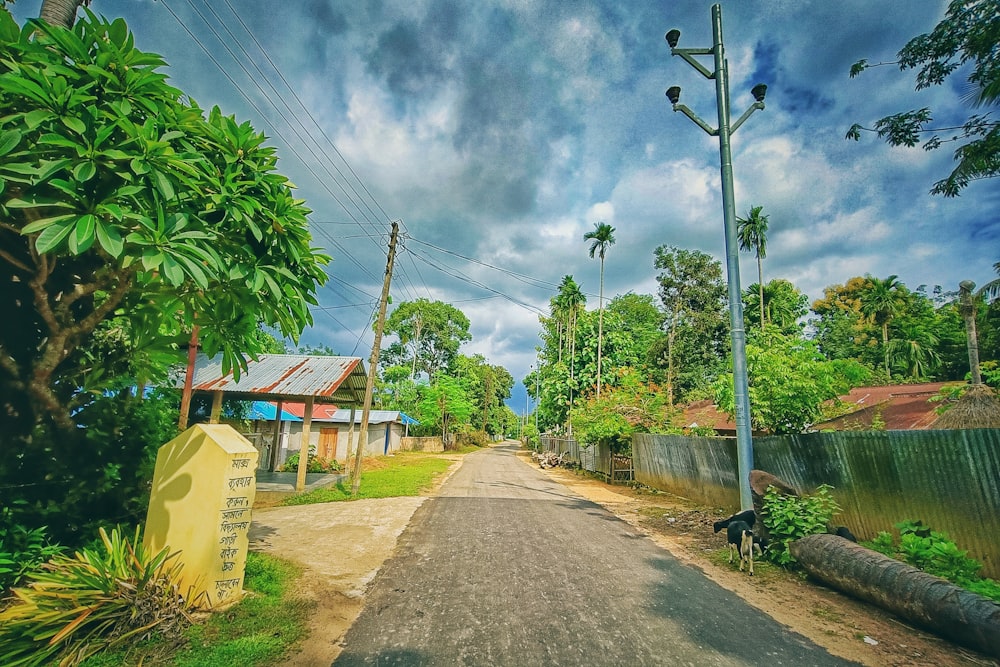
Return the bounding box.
[761,484,841,566]
[279,450,341,474]
[456,430,490,448]
[861,520,1000,602]
[0,506,64,593]
[0,526,197,666]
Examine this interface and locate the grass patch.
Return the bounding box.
[80,552,310,667]
[282,452,455,506]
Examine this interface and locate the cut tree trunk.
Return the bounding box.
[790,533,1000,658]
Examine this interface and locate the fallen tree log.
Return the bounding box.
[790,533,1000,658]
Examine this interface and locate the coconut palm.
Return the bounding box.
[583,222,616,397]
[737,206,769,327]
[859,274,903,379]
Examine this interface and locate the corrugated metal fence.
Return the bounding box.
[540,436,612,479]
[633,429,1000,578]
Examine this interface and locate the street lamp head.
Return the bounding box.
[666,86,681,104]
[665,29,680,48]
[751,83,767,103]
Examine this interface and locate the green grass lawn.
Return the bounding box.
[281,451,457,505]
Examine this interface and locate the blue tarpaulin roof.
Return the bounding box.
[248,402,302,422]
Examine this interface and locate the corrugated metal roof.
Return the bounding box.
[276,403,418,425]
[178,354,367,405]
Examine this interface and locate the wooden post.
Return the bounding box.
[352,222,399,495]
[271,400,284,472]
[296,396,314,492]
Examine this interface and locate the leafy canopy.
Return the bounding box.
[847,0,1000,195]
[0,9,329,432]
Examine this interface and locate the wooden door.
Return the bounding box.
[318,427,338,461]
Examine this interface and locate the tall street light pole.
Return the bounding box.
[664,4,767,511]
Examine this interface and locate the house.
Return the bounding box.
[811,382,955,431]
[249,402,417,465]
[677,382,956,435]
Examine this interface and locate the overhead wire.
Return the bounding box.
[158,2,568,346]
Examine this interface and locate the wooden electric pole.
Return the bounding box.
[351,221,399,495]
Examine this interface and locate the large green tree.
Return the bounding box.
[652,245,728,407]
[583,221,615,397]
[383,298,471,379]
[736,205,769,326]
[715,327,870,434]
[847,0,999,195]
[0,11,329,434]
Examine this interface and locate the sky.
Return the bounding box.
[11,0,999,411]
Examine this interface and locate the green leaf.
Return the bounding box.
[158,254,184,286]
[95,221,124,258]
[141,248,165,271]
[34,218,77,254]
[73,161,97,182]
[21,213,77,234]
[150,169,174,200]
[68,214,96,254]
[62,116,87,136]
[0,129,21,156]
[24,109,54,130]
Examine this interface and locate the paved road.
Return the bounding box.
[334,444,856,666]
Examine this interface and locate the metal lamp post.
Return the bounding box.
[664,4,767,511]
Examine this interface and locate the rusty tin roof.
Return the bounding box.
[180,354,367,405]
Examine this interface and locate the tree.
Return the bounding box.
[417,375,473,445]
[571,368,671,454]
[743,279,807,334]
[653,246,728,407]
[847,0,1000,196]
[859,275,905,379]
[888,321,941,380]
[0,11,329,435]
[715,327,869,434]
[453,354,513,436]
[583,221,615,397]
[736,206,769,326]
[383,299,471,379]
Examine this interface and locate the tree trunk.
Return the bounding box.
[39,0,83,28]
[790,534,1000,658]
[960,280,982,385]
[882,321,891,379]
[757,254,764,327]
[596,258,604,398]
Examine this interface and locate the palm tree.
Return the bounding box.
[860,274,903,380]
[977,261,1000,303]
[887,322,940,380]
[583,222,615,398]
[39,0,85,28]
[736,206,769,327]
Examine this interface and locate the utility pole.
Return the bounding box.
[664,4,767,511]
[351,222,399,495]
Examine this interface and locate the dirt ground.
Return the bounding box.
[253,448,999,667]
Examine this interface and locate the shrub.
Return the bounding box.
[0,526,198,666]
[279,450,341,474]
[861,520,1000,602]
[456,430,490,448]
[0,507,65,594]
[761,484,841,566]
